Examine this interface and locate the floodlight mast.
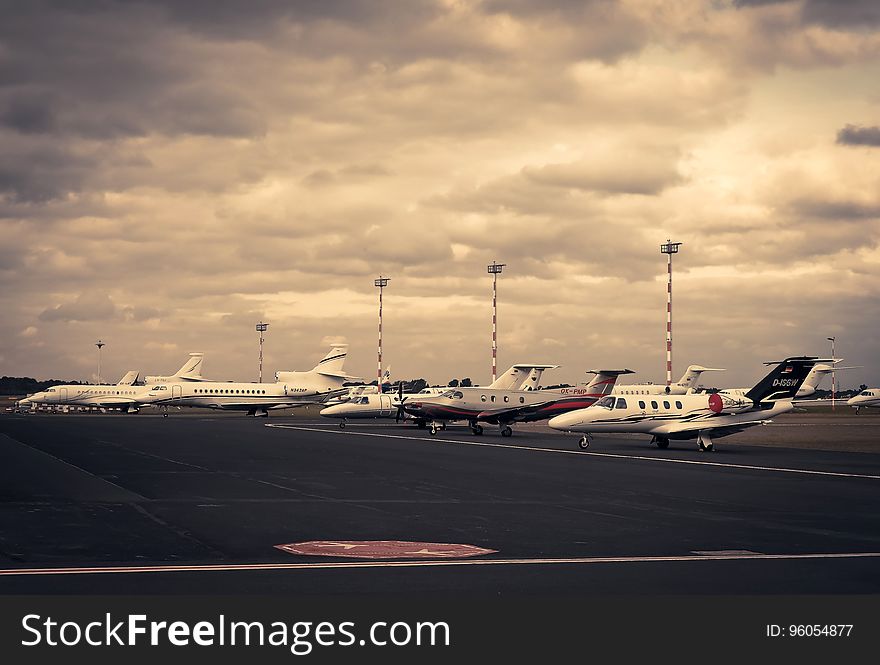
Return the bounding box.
[375,276,390,393]
[487,261,505,383]
[660,240,683,388]
[827,336,836,410]
[95,339,105,384]
[256,322,269,383]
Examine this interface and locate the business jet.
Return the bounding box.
[613,365,725,396]
[548,357,825,452]
[323,368,392,407]
[320,385,448,427]
[404,367,635,436]
[147,345,358,417]
[17,355,205,413]
[848,389,880,412]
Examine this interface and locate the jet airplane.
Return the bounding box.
[548,357,825,452]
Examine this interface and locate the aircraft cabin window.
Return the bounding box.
[481,395,487,402]
[504,396,509,402]
[519,396,525,403]
[638,400,646,409]
[663,401,670,409]
[490,395,496,402]
[616,398,627,409]
[675,401,683,409]
[651,401,658,409]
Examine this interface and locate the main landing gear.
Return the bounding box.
[696,431,714,452]
[470,422,484,435]
[651,436,669,449]
[578,434,592,450]
[500,425,513,438]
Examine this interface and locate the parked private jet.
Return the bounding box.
[320,385,449,426]
[404,367,634,436]
[613,365,725,396]
[17,355,206,413]
[147,345,358,417]
[143,353,207,383]
[715,360,858,401]
[848,389,880,412]
[548,357,825,452]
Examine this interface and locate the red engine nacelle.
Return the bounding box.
[708,393,752,414]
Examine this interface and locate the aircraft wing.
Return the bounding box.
[651,418,772,439]
[93,397,142,407]
[476,400,559,424]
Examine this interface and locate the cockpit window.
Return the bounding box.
[357,396,369,404]
[596,396,615,409]
[452,391,463,399]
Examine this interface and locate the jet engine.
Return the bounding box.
[708,393,752,414]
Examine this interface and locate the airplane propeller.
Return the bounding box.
[395,381,409,423]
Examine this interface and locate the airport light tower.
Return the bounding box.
[827,336,836,411]
[95,339,105,384]
[375,276,390,393]
[256,322,269,383]
[488,261,506,384]
[660,240,683,388]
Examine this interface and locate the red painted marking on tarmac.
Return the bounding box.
[275,540,497,559]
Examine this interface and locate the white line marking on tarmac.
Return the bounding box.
[1,552,878,577]
[265,425,880,480]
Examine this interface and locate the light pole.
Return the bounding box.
[827,336,836,410]
[488,261,505,383]
[660,240,683,388]
[256,322,269,383]
[375,276,390,393]
[95,339,105,384]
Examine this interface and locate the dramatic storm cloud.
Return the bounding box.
[1,0,878,389]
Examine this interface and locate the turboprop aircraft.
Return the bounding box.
[18,358,188,414]
[613,365,725,396]
[146,345,358,417]
[404,367,634,437]
[848,389,880,412]
[319,385,448,427]
[548,357,826,452]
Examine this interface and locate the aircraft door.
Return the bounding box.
[379,394,392,416]
[172,384,182,402]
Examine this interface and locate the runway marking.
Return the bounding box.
[265,425,880,480]
[1,552,878,577]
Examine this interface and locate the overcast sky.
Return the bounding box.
[1,0,878,389]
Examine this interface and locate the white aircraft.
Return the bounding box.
[320,385,449,427]
[323,367,392,407]
[848,389,880,412]
[613,365,725,396]
[548,357,825,452]
[403,367,635,436]
[147,345,358,417]
[17,355,200,413]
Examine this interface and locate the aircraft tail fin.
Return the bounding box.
[585,369,635,395]
[745,357,825,403]
[174,353,204,379]
[312,345,350,377]
[676,365,725,390]
[489,364,559,390]
[116,370,139,386]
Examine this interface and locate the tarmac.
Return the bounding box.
[0,409,878,595]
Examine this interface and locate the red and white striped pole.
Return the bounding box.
[488,261,505,383]
[660,241,682,388]
[375,276,389,393]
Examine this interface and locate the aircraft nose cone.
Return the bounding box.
[320,405,342,417]
[548,412,582,431]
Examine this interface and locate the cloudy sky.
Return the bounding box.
[1,0,879,389]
